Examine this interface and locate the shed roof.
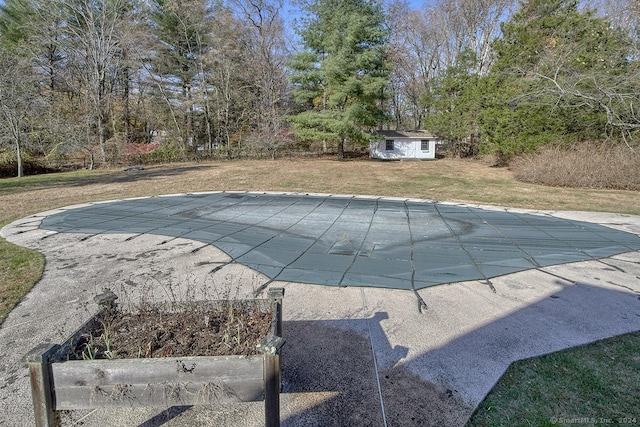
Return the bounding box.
[377,130,436,139]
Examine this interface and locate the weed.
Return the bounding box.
[81,333,97,360]
[163,382,185,403]
[90,384,134,403]
[80,326,115,360]
[102,329,114,359]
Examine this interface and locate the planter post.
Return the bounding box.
[26,343,60,427]
[264,351,282,427]
[259,287,285,427]
[267,288,284,337]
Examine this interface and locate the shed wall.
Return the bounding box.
[370,138,436,160]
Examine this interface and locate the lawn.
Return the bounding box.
[1,157,639,425]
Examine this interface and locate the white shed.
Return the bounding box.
[370,130,438,160]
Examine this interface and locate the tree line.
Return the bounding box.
[0,0,638,175]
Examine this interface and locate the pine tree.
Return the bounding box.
[289,0,389,159]
[148,0,215,151]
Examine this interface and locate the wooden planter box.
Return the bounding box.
[26,288,285,427]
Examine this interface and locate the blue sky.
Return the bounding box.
[0,0,430,18]
[284,0,431,18]
[282,0,432,38]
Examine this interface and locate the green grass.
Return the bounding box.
[0,238,44,324]
[468,332,640,426]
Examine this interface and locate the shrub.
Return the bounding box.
[145,142,189,163]
[0,151,60,177]
[121,143,160,164]
[511,143,640,190]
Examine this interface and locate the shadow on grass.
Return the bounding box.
[0,165,216,191]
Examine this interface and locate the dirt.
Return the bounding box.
[67,300,274,360]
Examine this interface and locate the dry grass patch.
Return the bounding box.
[2,157,638,327]
[2,158,639,227]
[511,143,640,191]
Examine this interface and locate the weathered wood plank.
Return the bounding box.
[51,356,264,408]
[51,355,263,386]
[54,377,263,409]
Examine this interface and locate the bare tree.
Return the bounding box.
[146,0,216,153]
[231,0,291,156]
[0,54,45,177]
[63,0,135,165]
[0,0,87,165]
[431,0,515,75]
[202,11,248,152]
[387,0,441,129]
[385,0,514,130]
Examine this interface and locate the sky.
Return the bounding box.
[282,0,432,42]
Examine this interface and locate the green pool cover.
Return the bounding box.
[41,192,640,291]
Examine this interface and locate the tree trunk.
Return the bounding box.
[123,66,131,143]
[85,148,94,170]
[5,112,24,177]
[15,135,23,178]
[98,112,107,164]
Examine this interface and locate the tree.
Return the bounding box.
[63,0,140,165]
[231,0,290,157]
[386,1,440,130]
[147,0,215,152]
[0,52,45,177]
[431,0,514,76]
[384,0,514,131]
[205,10,252,152]
[0,0,78,163]
[479,0,634,159]
[592,0,639,58]
[426,48,482,154]
[289,0,390,159]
